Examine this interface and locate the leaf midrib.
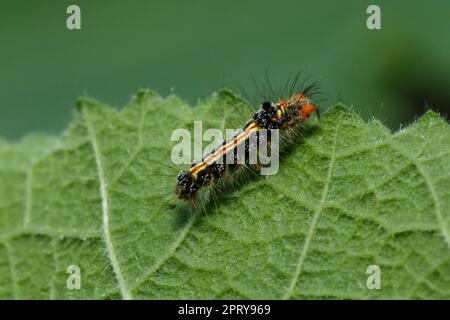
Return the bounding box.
[81,100,199,299]
[82,107,132,300]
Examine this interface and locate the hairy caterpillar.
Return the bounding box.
[174,75,320,210]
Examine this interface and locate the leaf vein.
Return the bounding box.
[282,125,339,299]
[83,107,133,300]
[131,212,198,293]
[390,144,450,250]
[3,241,18,299]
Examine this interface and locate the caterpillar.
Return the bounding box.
[175,77,320,209]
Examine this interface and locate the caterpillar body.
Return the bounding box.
[175,83,319,209]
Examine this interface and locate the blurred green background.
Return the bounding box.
[1,0,449,140]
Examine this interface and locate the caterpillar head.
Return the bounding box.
[290,93,319,121]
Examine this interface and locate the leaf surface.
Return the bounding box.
[0,90,449,299]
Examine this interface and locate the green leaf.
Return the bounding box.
[0,89,449,299]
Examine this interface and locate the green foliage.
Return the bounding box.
[0,90,449,299]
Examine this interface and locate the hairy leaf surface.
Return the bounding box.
[0,90,449,299]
